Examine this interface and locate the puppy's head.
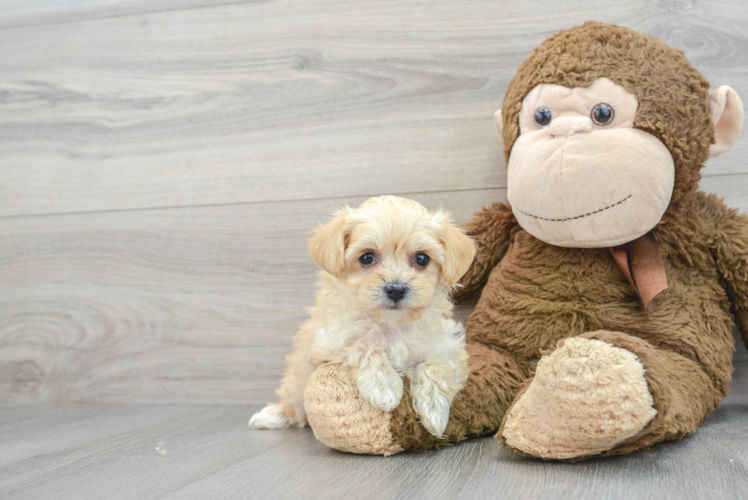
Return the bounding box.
[308,196,475,323]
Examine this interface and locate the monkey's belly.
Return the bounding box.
[465,233,734,362]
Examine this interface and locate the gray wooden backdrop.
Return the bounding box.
[1,0,747,405]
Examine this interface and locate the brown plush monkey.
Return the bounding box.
[303,21,747,460]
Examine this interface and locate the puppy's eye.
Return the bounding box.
[359,252,376,266]
[591,103,614,126]
[414,253,430,268]
[534,106,552,127]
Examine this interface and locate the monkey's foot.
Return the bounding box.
[499,336,657,460]
[304,364,404,456]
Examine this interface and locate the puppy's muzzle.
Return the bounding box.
[383,282,409,304]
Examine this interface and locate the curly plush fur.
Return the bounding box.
[251,196,474,439]
[302,22,747,459]
[501,21,713,205]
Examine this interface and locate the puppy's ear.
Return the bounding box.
[308,209,351,277]
[439,217,476,285]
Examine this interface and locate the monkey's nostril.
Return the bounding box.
[383,283,408,303]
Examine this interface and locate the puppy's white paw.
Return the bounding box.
[410,372,451,438]
[412,393,450,438]
[249,403,292,429]
[356,366,404,412]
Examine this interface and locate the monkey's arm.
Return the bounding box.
[453,201,517,303]
[705,194,748,348]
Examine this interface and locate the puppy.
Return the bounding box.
[249,196,475,438]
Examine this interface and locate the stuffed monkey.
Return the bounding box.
[303,21,747,460]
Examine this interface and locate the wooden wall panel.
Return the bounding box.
[1,0,747,404]
[0,189,503,404]
[0,0,746,216]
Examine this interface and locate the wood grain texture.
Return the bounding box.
[0,1,747,491]
[3,177,748,404]
[0,0,747,216]
[0,402,746,500]
[0,1,247,30]
[0,0,747,407]
[0,189,504,404]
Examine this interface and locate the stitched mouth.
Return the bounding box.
[516,194,632,222]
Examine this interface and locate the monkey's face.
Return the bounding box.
[505,78,675,248]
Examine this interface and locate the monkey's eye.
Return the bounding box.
[591,103,614,126]
[359,252,376,266]
[414,253,430,268]
[534,107,552,127]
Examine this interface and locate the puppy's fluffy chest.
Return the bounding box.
[312,308,464,373]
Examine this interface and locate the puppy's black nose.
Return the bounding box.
[384,283,408,303]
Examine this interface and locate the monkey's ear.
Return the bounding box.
[709,86,744,157]
[307,209,351,277]
[494,109,503,136]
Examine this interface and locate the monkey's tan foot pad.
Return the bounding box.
[304,364,404,456]
[499,337,656,460]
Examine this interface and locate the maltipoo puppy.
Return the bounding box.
[249,196,476,438]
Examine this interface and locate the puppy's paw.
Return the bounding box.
[410,367,452,438]
[412,392,450,438]
[249,403,293,429]
[356,366,404,412]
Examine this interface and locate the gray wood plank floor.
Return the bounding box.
[1,338,745,499]
[1,398,747,500]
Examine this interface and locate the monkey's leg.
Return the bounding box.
[303,342,530,455]
[499,330,730,460]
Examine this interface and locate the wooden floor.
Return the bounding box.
[2,396,748,500]
[0,338,745,500]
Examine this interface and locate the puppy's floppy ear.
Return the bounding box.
[307,208,351,277]
[439,216,476,285]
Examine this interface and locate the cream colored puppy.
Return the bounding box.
[249,196,475,438]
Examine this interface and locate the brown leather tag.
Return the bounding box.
[610,232,668,315]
